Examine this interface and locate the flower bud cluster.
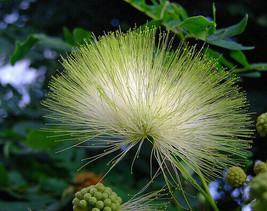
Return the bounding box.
[256,112,267,137]
[254,162,267,175]
[226,166,247,187]
[249,172,267,210]
[72,183,122,211]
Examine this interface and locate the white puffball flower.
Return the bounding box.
[43,27,253,189]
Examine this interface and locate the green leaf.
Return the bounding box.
[230,50,251,68]
[180,16,216,40]
[0,201,35,210]
[207,39,254,50]
[63,27,92,45]
[8,171,27,187]
[10,36,39,65]
[0,129,23,140]
[0,162,8,187]
[166,20,181,30]
[13,120,44,138]
[63,27,75,45]
[0,193,56,210]
[250,63,267,71]
[73,28,92,45]
[10,34,72,65]
[205,48,234,69]
[219,14,248,38]
[40,178,68,195]
[26,129,64,149]
[208,14,248,41]
[239,72,261,78]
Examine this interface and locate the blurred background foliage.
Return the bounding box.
[0,0,266,210]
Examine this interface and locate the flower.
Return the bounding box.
[226,166,247,188]
[249,172,267,210]
[43,27,252,189]
[254,162,267,175]
[256,112,267,137]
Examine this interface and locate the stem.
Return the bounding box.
[234,67,253,73]
[235,64,264,73]
[171,158,219,211]
[163,163,192,210]
[175,26,187,48]
[175,26,185,40]
[194,165,218,211]
[160,1,169,20]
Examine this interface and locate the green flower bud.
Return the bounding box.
[115,197,122,205]
[117,197,122,204]
[111,203,118,211]
[226,166,247,187]
[111,192,117,198]
[79,200,87,208]
[81,188,88,195]
[95,183,105,192]
[94,191,102,200]
[90,187,97,195]
[250,172,267,199]
[254,162,267,175]
[75,191,84,200]
[109,195,116,203]
[256,112,267,137]
[95,201,104,209]
[263,192,267,201]
[72,184,123,211]
[89,197,97,205]
[72,198,80,206]
[73,206,85,211]
[84,193,92,201]
[104,199,112,207]
[249,172,267,210]
[102,192,109,200]
[104,187,112,195]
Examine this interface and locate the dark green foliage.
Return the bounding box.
[63,27,92,46]
[8,0,266,78]
[26,129,64,149]
[10,27,92,65]
[180,16,216,40]
[207,15,248,41]
[124,0,266,77]
[0,162,9,187]
[10,34,72,65]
